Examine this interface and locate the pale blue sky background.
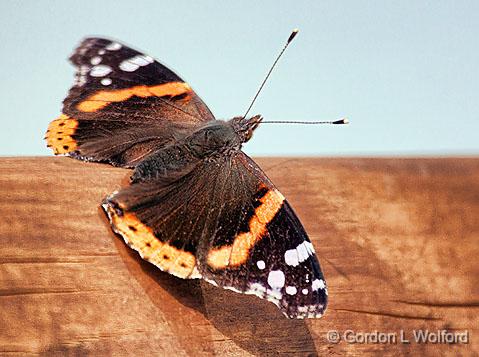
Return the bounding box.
[0,1,478,156]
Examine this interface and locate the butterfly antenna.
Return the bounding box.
[262,118,349,125]
[243,29,299,119]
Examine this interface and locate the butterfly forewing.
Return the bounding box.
[46,37,214,167]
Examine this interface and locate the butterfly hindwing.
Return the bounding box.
[101,156,223,280]
[102,152,328,318]
[46,37,214,167]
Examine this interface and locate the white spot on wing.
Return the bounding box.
[284,249,299,267]
[256,260,265,270]
[297,243,309,262]
[305,241,315,253]
[143,55,154,63]
[105,42,122,51]
[98,49,106,55]
[267,270,285,289]
[312,279,325,291]
[130,54,154,66]
[130,56,149,66]
[302,288,308,295]
[90,65,112,77]
[119,55,153,72]
[90,56,102,65]
[119,61,139,72]
[101,78,112,86]
[285,286,297,295]
[285,241,315,266]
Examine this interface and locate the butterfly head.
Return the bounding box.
[231,115,263,143]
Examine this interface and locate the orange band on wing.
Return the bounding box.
[104,204,200,279]
[207,189,285,269]
[45,114,79,154]
[76,81,193,112]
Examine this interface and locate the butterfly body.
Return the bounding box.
[130,116,261,183]
[46,38,328,318]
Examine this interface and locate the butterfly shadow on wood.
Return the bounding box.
[201,281,319,356]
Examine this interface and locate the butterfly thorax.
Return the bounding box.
[187,115,263,158]
[186,120,241,158]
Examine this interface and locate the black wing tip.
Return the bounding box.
[69,37,118,65]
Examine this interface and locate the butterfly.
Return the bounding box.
[45,37,328,318]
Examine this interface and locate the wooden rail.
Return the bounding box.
[0,157,478,356]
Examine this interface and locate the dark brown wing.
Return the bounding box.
[102,152,328,318]
[45,37,214,167]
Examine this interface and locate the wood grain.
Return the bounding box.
[0,157,478,356]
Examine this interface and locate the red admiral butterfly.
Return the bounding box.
[45,33,329,318]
